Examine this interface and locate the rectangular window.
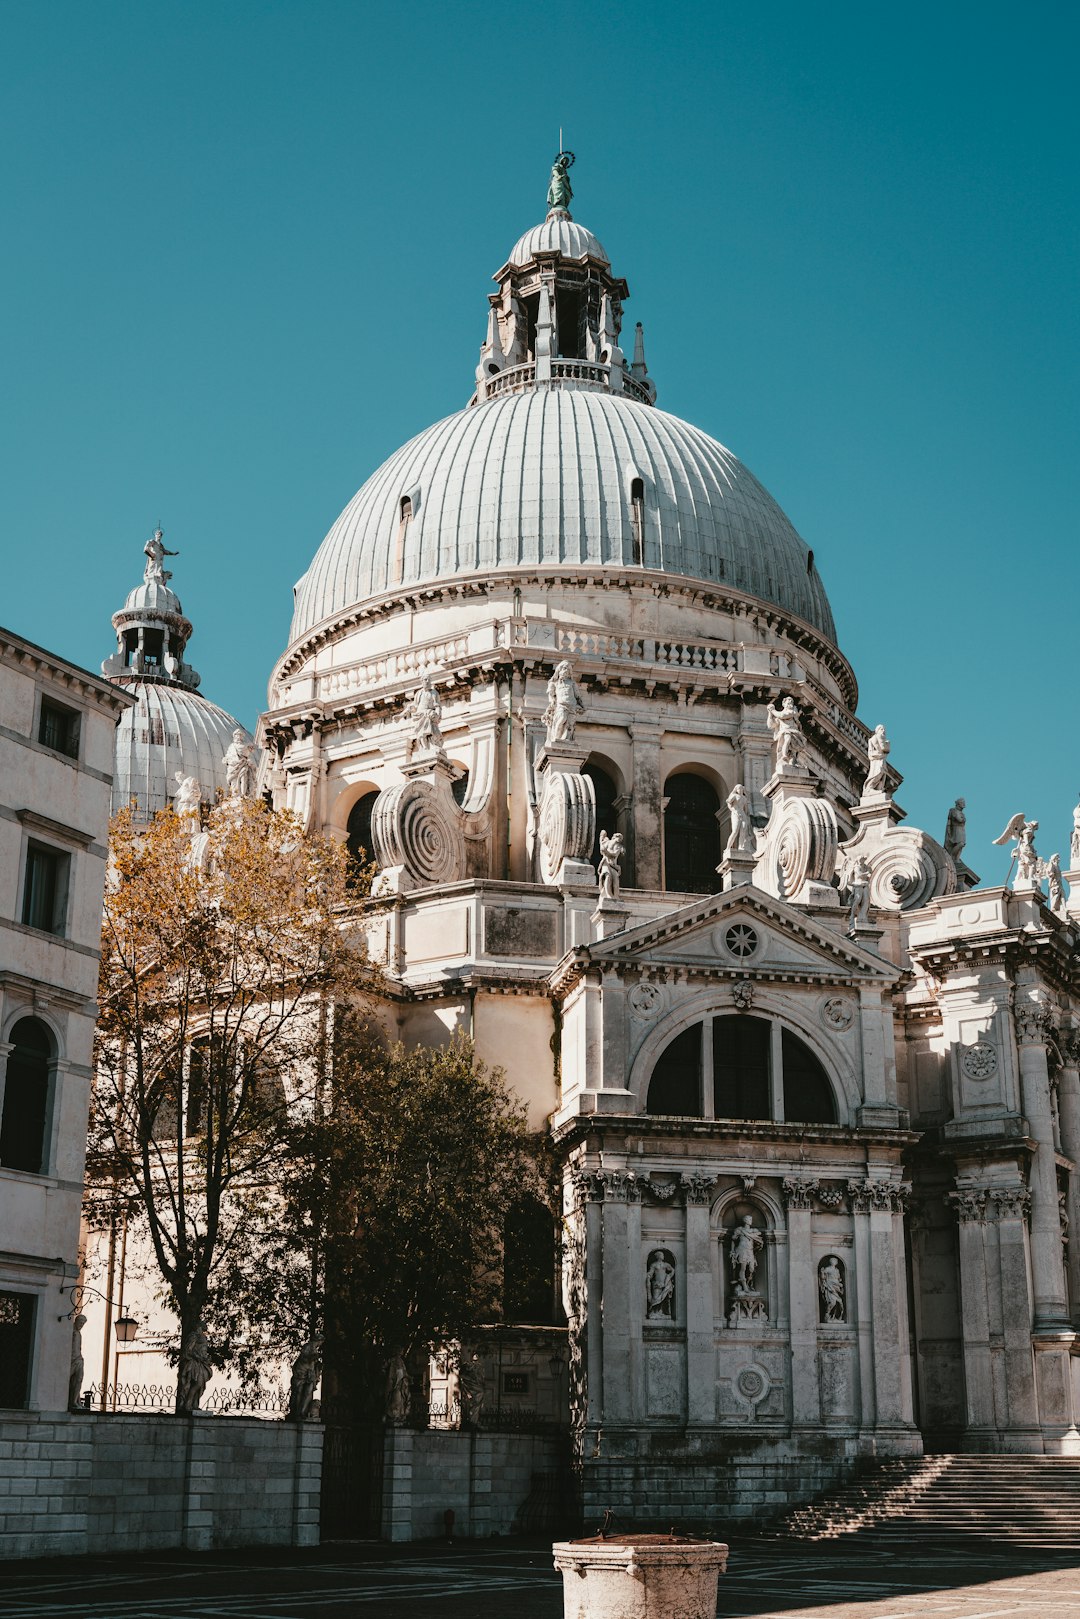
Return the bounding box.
[21,842,71,936]
[0,1291,35,1409]
[502,1371,530,1395]
[38,698,80,759]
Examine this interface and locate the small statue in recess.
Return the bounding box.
[766,696,807,772]
[458,1351,486,1428]
[846,855,872,931]
[597,830,624,902]
[544,660,585,746]
[863,724,890,796]
[944,797,967,862]
[1042,851,1066,914]
[68,1313,87,1411]
[645,1249,676,1321]
[223,729,257,798]
[724,784,755,854]
[176,1320,212,1414]
[385,1353,411,1425]
[547,150,575,212]
[728,1214,764,1292]
[287,1334,323,1422]
[1072,796,1080,866]
[143,527,178,584]
[992,813,1040,889]
[819,1256,845,1322]
[408,672,445,755]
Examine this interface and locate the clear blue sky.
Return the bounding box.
[4,1,1077,881]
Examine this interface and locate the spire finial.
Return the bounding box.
[547,149,575,216]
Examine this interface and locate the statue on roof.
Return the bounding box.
[993,812,1040,889]
[547,150,575,213]
[144,527,178,585]
[766,696,807,772]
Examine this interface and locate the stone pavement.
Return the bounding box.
[1,1538,1079,1618]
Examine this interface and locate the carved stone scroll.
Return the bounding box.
[538,769,595,885]
[371,776,466,888]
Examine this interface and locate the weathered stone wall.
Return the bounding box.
[381,1427,567,1542]
[0,1412,322,1561]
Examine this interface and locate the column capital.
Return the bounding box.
[782,1176,818,1212]
[849,1176,910,1214]
[681,1171,716,1206]
[947,1187,988,1223]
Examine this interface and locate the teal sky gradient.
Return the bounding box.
[3,1,1077,878]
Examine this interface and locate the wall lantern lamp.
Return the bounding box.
[59,1280,140,1344]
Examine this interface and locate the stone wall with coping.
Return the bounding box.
[381,1426,567,1542]
[0,1411,322,1561]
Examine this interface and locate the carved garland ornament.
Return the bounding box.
[538,770,595,885]
[370,779,465,885]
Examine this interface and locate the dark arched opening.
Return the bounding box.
[712,1015,771,1121]
[346,791,380,886]
[782,1029,837,1123]
[502,1195,557,1323]
[583,762,619,874]
[1,1018,52,1174]
[663,774,721,894]
[646,1024,703,1117]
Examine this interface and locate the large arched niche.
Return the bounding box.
[662,765,726,895]
[328,779,381,841]
[583,751,628,877]
[632,988,857,1124]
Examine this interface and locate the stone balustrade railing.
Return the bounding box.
[483,358,653,406]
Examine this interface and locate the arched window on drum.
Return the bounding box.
[645,1014,838,1124]
[346,791,380,887]
[663,774,721,895]
[583,761,620,877]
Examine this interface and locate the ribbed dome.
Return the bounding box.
[290,390,836,645]
[509,215,608,266]
[122,578,183,617]
[113,682,251,819]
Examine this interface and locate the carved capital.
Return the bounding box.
[1014,1001,1050,1048]
[947,1187,987,1223]
[597,1169,640,1203]
[849,1176,909,1214]
[988,1185,1031,1222]
[782,1176,818,1212]
[681,1171,716,1206]
[571,1169,603,1207]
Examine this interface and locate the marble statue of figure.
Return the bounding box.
[1072,796,1080,866]
[547,150,574,212]
[458,1351,486,1428]
[597,830,624,901]
[766,696,806,771]
[173,770,203,824]
[724,783,755,854]
[68,1313,87,1411]
[728,1215,764,1291]
[385,1353,410,1424]
[863,724,890,795]
[143,527,178,583]
[408,671,445,754]
[645,1250,675,1320]
[544,660,585,746]
[1043,851,1065,914]
[223,729,257,798]
[846,855,872,930]
[287,1334,323,1422]
[944,797,967,861]
[176,1321,212,1414]
[993,813,1040,888]
[819,1257,844,1322]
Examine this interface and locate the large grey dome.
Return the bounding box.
[289,389,836,645]
[113,682,248,819]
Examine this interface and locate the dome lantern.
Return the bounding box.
[102,529,200,690]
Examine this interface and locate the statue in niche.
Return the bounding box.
[223,729,257,798]
[1042,851,1066,914]
[143,526,178,584]
[863,724,890,795]
[724,783,755,854]
[287,1334,323,1422]
[547,150,575,212]
[68,1313,87,1411]
[385,1353,410,1424]
[177,1320,212,1414]
[645,1249,676,1320]
[597,830,624,901]
[408,672,445,755]
[992,813,1040,888]
[766,696,807,772]
[458,1351,486,1428]
[944,797,967,862]
[845,855,872,931]
[729,1214,764,1291]
[819,1255,845,1322]
[1072,797,1080,866]
[544,660,585,746]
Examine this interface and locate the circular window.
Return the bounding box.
[724,923,759,960]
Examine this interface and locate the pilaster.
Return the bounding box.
[683,1174,716,1424]
[782,1178,820,1428]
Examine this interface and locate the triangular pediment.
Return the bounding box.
[578,886,898,983]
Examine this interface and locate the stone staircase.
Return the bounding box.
[765,1455,1080,1550]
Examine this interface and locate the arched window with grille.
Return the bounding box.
[644,1013,838,1125]
[663,774,721,894]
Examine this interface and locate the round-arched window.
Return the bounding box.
[663,775,721,894]
[645,1014,838,1124]
[1,1017,53,1174]
[346,791,379,884]
[584,762,619,875]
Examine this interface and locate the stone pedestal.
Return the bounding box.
[591,901,629,940]
[717,847,756,890]
[552,1537,728,1619]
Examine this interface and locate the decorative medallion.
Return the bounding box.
[732,978,754,1010]
[960,1040,997,1081]
[821,997,854,1032]
[628,982,665,1020]
[735,1366,768,1402]
[724,922,759,961]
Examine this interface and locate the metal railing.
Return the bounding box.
[84,1381,288,1417]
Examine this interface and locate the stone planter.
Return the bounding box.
[552,1534,729,1619]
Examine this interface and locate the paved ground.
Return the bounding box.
[1,1538,1079,1618]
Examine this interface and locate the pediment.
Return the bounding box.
[581,886,898,983]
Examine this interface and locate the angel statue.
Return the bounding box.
[547,150,575,212]
[992,813,1040,889]
[597,830,624,902]
[766,696,807,772]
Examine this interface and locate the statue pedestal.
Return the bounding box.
[591,900,629,939]
[403,749,454,785]
[850,792,906,832]
[537,741,588,778]
[718,848,756,890]
[762,768,815,804]
[726,1288,768,1327]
